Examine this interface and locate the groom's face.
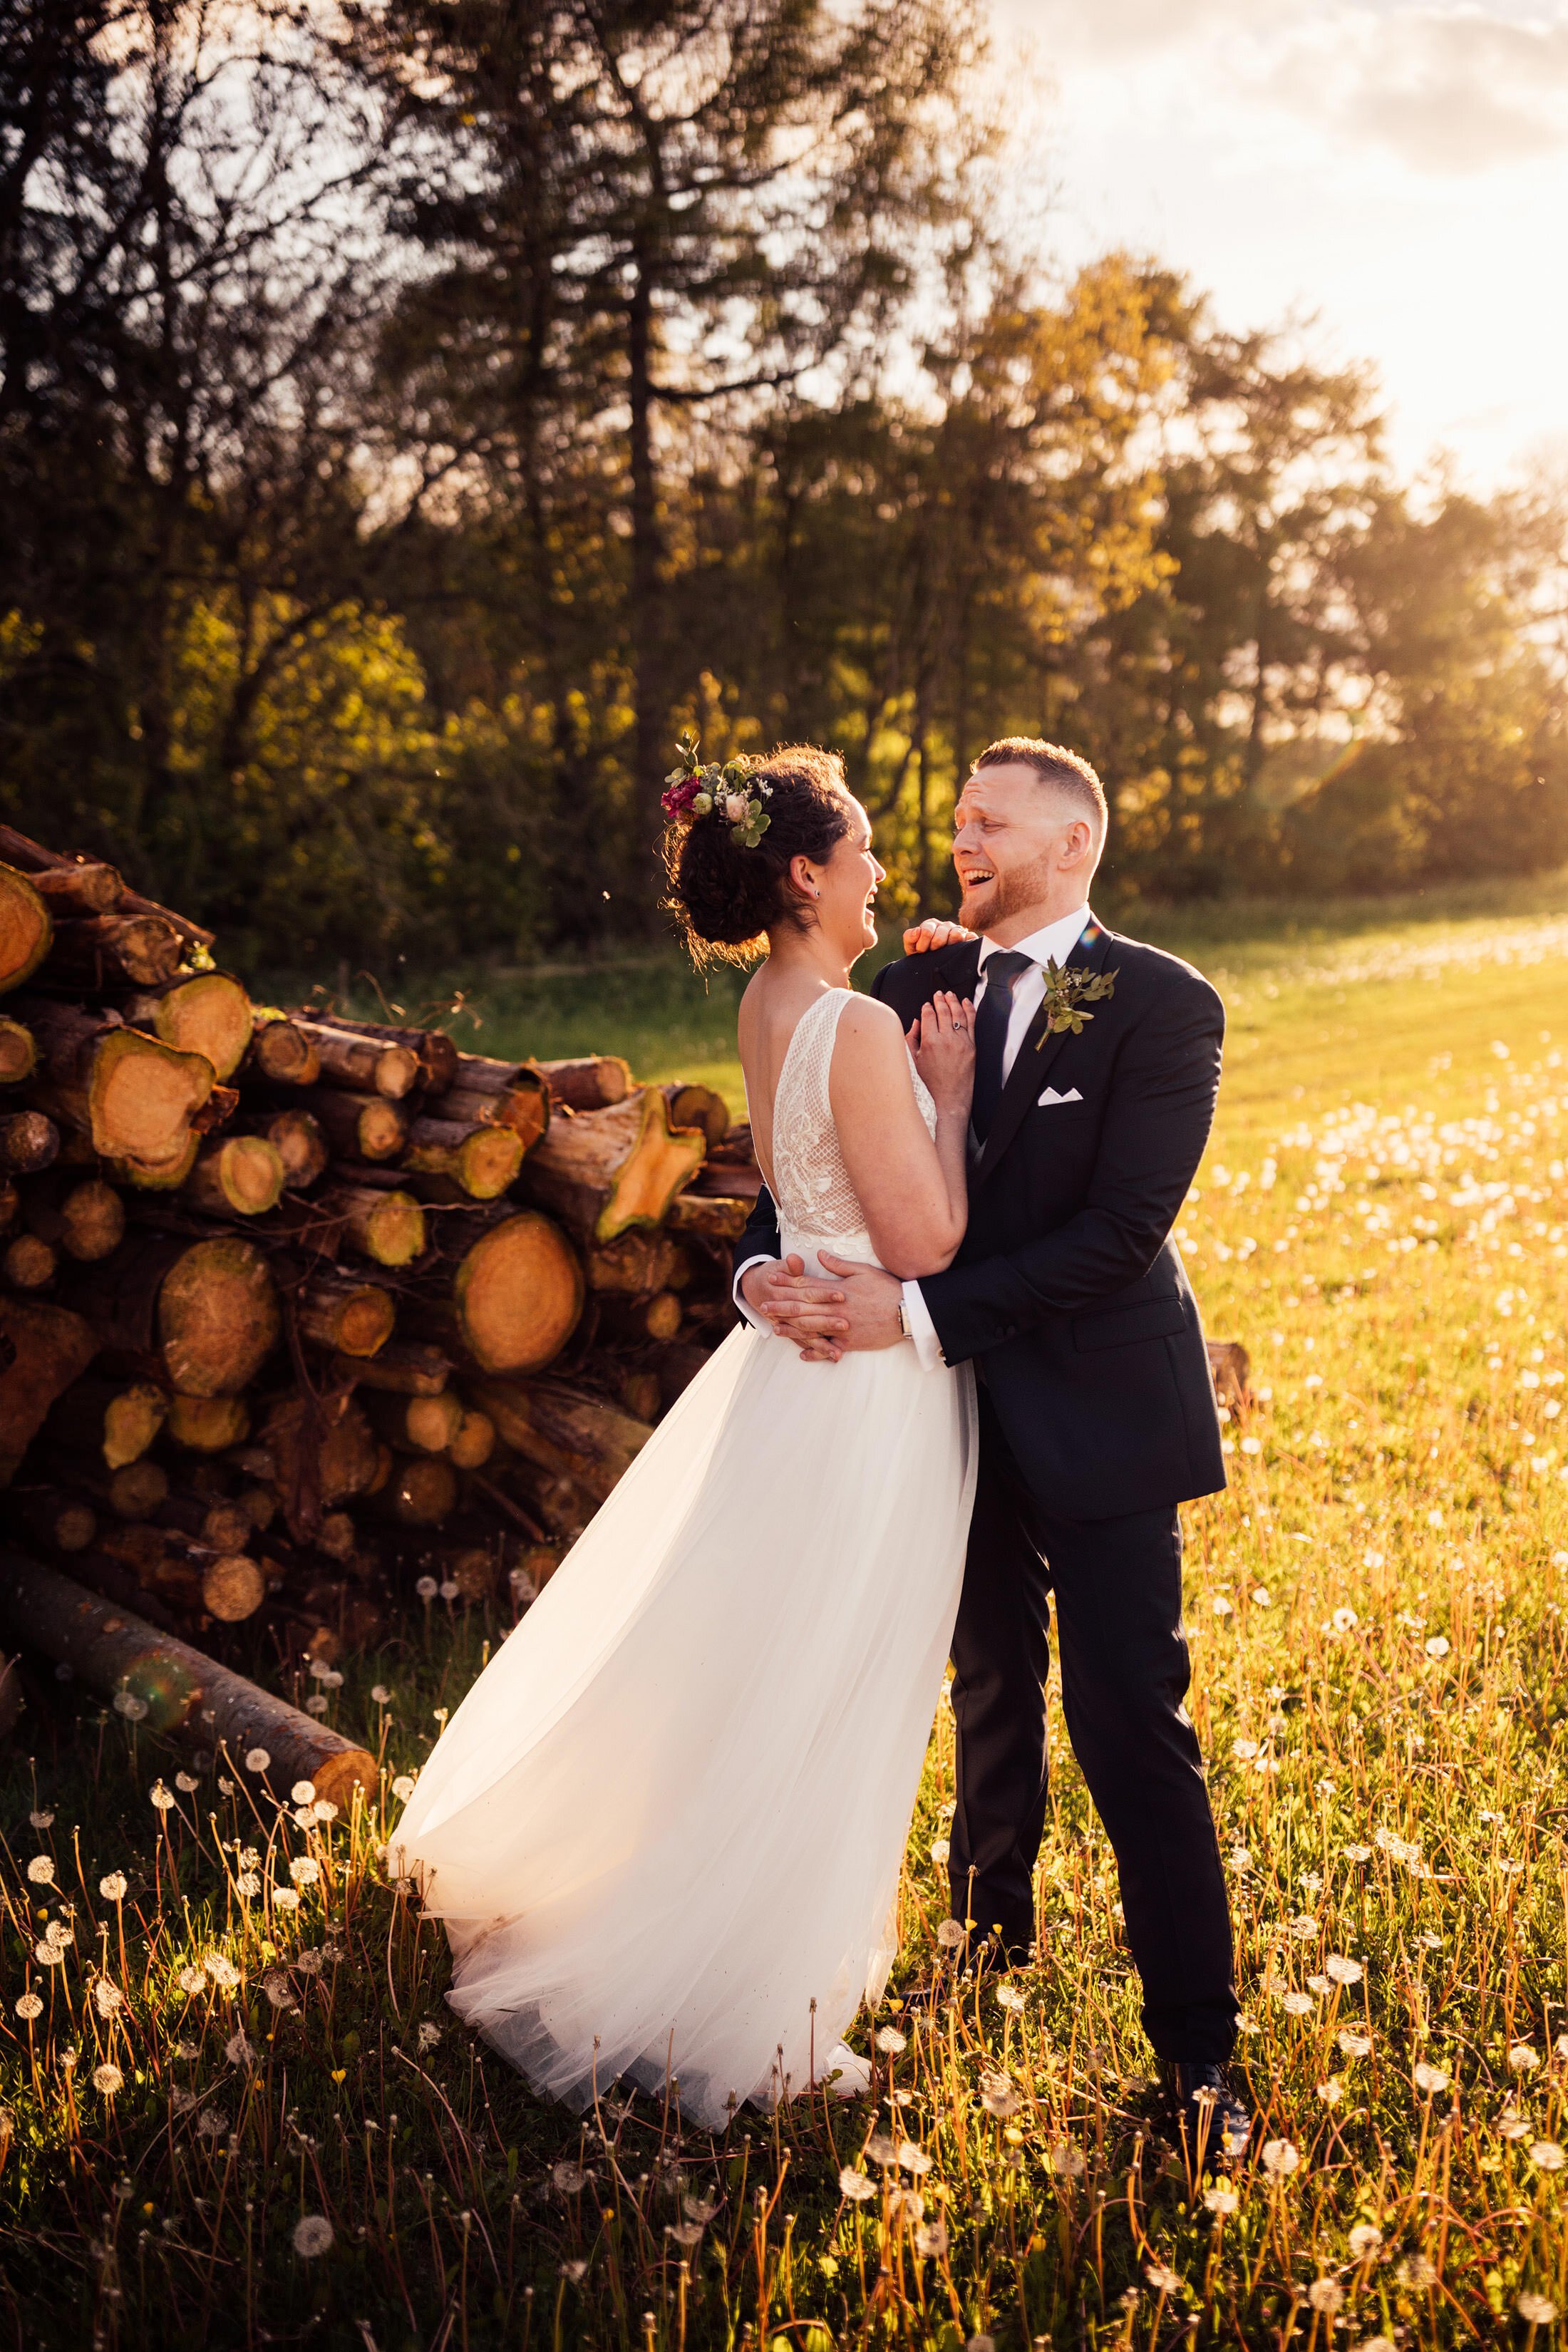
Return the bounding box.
[951,764,1066,932]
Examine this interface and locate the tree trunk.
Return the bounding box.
[291,1021,421,1099]
[247,1108,327,1190]
[249,1018,321,1086]
[19,996,216,1176]
[417,1208,584,1375]
[0,865,52,994]
[471,1377,652,1504]
[521,1087,703,1242]
[0,1109,58,1173]
[324,1183,426,1268]
[166,1393,251,1452]
[43,1375,168,1470]
[627,247,666,877]
[46,912,182,989]
[296,1271,396,1360]
[296,1085,407,1163]
[0,1552,375,1803]
[401,1115,523,1200]
[123,971,254,1080]
[184,1134,287,1218]
[0,1016,36,1083]
[536,1053,632,1111]
[0,1296,98,1482]
[663,1082,730,1149]
[2,1232,55,1289]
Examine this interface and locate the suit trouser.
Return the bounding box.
[948,1386,1239,2064]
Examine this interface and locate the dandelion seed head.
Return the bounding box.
[1512,2043,1542,2072]
[26,1855,54,1884]
[1261,2138,1300,2176]
[112,1691,147,1721]
[1348,2223,1383,2256]
[175,1771,200,1793]
[1518,2291,1559,2324]
[552,2162,587,2194]
[148,1782,175,1812]
[292,2214,334,2259]
[914,2218,949,2257]
[28,1809,53,1830]
[874,2026,907,2053]
[1144,2264,1180,2294]
[92,2063,123,2095]
[1326,1955,1363,1984]
[417,2021,440,2051]
[936,1918,965,1950]
[1532,2140,1566,2170]
[243,1749,270,1774]
[1308,2279,1343,2314]
[14,1993,42,2021]
[288,1856,320,1886]
[1425,1635,1450,1659]
[390,1775,416,1803]
[1332,1606,1359,1631]
[93,1979,123,2016]
[271,1886,300,1913]
[1339,2030,1373,2057]
[1413,2060,1449,2093]
[838,2165,875,2202]
[371,1685,392,1705]
[996,1984,1026,2011]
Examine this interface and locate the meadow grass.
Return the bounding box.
[10,884,1568,2346]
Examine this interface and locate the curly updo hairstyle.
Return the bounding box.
[665,743,855,964]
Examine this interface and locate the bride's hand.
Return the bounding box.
[907,991,975,1113]
[903,917,977,955]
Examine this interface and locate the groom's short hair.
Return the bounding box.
[974,738,1107,838]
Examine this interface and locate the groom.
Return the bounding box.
[735,738,1246,2150]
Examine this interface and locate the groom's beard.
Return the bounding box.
[959,851,1055,935]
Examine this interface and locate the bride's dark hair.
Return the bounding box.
[665,744,854,964]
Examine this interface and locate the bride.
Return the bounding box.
[389,743,978,2127]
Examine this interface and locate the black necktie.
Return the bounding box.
[971,948,1034,1142]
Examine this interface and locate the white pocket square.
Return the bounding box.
[1037,1085,1083,1107]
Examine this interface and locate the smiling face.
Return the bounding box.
[951,763,1100,942]
[792,798,884,964]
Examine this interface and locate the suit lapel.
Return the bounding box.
[972,919,1116,1185]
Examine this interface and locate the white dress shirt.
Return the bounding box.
[736,904,1094,1368]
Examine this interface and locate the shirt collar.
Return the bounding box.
[977,904,1093,974]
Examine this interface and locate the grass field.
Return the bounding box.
[11,882,1568,2348]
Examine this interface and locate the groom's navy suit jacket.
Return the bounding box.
[738,920,1228,1522]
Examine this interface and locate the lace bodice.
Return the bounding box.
[766,989,936,1253]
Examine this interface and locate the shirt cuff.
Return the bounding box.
[733,1253,775,1333]
[901,1280,946,1372]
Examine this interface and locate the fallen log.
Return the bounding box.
[0,1552,376,1803]
[521,1087,704,1243]
[0,865,52,994]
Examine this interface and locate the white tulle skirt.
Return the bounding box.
[388,1242,976,2130]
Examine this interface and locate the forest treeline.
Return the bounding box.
[4,0,1567,967]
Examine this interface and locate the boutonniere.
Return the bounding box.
[1036,956,1118,1041]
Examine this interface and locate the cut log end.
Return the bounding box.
[0,1017,37,1085]
[453,1209,584,1375]
[251,1018,321,1085]
[331,1185,426,1269]
[167,1393,251,1452]
[202,1554,267,1622]
[0,866,52,996]
[158,1237,282,1398]
[128,971,254,1080]
[185,1134,287,1219]
[4,1232,56,1289]
[60,1179,125,1262]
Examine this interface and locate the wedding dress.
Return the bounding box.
[388,989,977,2128]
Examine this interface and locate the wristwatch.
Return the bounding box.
[897,1294,912,1339]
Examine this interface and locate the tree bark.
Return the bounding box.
[0,1016,36,1083]
[184,1134,287,1217]
[296,1271,396,1360]
[19,996,216,1176]
[470,1377,651,1504]
[0,1109,58,1172]
[324,1183,426,1268]
[663,1082,731,1150]
[0,1552,375,1802]
[401,1115,523,1200]
[249,1018,321,1086]
[296,1085,408,1163]
[290,1021,421,1100]
[536,1053,632,1111]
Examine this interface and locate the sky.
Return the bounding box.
[987,0,1568,490]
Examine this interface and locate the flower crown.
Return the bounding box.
[660,732,772,850]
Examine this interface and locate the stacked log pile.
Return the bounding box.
[0,825,758,1678]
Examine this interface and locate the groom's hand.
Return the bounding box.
[903,917,976,955]
[812,1253,904,1351]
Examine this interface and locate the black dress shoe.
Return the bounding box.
[1160,2061,1251,2165]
